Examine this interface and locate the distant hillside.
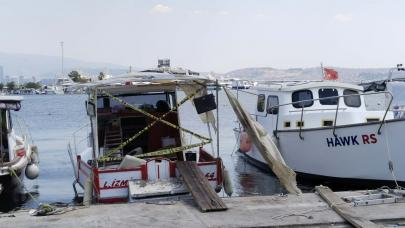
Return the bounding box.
[0,52,128,79]
[224,67,401,83]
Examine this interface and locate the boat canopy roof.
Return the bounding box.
[254,80,363,92]
[84,72,213,92]
[0,96,23,102]
[0,96,23,111]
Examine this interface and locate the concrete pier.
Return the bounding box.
[1,190,405,227]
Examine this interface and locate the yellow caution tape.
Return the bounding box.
[97,85,210,160]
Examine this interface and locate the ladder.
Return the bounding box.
[104,122,123,157]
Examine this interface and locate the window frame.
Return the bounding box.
[266,95,279,115]
[292,90,314,108]
[343,89,361,108]
[318,88,339,105]
[257,94,265,112]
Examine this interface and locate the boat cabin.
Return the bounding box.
[253,81,393,132]
[0,96,22,164]
[72,71,224,203]
[95,84,181,159]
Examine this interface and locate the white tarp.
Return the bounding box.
[224,87,301,194]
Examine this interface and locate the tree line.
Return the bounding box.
[0,81,42,91]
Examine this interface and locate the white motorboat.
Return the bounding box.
[235,78,405,187]
[231,79,252,89]
[68,61,227,203]
[0,96,39,203]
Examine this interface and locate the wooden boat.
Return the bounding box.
[69,62,225,203]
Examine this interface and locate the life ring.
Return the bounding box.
[239,132,252,152]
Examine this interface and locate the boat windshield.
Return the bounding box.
[97,93,175,112]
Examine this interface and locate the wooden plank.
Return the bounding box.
[177,161,227,212]
[315,186,381,228]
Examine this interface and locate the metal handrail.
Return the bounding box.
[71,123,91,155]
[268,91,393,139]
[299,106,304,140]
[333,98,340,137]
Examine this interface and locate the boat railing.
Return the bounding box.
[11,114,34,145]
[267,91,393,139]
[70,123,91,156]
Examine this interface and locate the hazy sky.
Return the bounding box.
[0,0,404,72]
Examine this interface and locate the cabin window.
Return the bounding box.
[97,93,173,111]
[318,88,338,105]
[323,120,333,126]
[343,89,361,107]
[292,90,313,108]
[284,121,291,128]
[267,96,279,115]
[257,94,265,112]
[296,121,304,127]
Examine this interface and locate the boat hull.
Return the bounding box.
[0,171,24,211]
[77,156,223,203]
[237,119,405,184]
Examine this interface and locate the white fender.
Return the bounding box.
[30,145,39,164]
[223,168,233,197]
[25,163,39,179]
[239,132,252,152]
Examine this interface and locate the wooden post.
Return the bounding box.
[316,186,381,228]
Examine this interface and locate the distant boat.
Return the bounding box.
[231,79,252,89]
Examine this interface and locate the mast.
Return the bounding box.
[320,62,325,79]
[60,41,64,77]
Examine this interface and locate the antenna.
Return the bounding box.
[320,62,325,79]
[60,41,64,77]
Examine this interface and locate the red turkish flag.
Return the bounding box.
[324,68,338,80]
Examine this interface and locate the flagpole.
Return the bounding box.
[320,62,325,79]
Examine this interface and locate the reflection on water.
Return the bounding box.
[232,154,285,196]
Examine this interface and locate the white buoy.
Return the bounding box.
[30,145,39,164]
[223,168,233,197]
[25,163,39,180]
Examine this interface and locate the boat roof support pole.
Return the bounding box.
[91,89,98,169]
[206,120,215,157]
[216,79,220,158]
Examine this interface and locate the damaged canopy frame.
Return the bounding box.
[82,72,220,163]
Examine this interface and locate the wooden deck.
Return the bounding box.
[176,161,227,212]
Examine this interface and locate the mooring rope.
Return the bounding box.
[9,168,39,207]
